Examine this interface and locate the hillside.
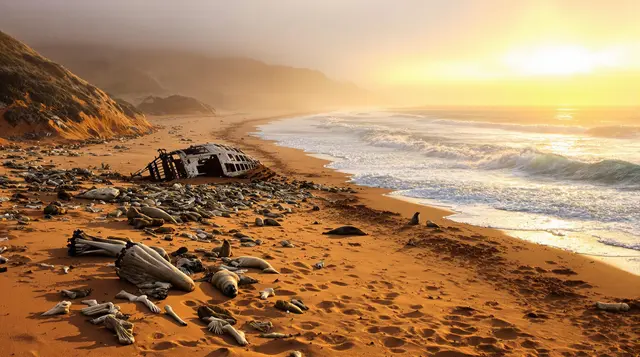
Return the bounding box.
[36,45,375,110]
[0,32,151,140]
[137,95,215,116]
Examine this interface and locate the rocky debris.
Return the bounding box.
[176,257,205,275]
[264,218,281,227]
[44,202,66,215]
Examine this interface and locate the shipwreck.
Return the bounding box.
[133,143,270,181]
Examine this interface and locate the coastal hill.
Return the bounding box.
[35,44,375,110]
[137,95,216,116]
[0,32,151,141]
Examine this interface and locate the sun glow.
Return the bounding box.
[502,45,624,76]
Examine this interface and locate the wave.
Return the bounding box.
[597,237,640,251]
[478,150,640,185]
[319,116,640,186]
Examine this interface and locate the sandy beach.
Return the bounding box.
[1,112,639,357]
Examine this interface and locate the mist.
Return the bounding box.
[1,0,639,105]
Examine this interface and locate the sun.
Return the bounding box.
[502,45,622,76]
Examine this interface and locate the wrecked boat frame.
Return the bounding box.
[132,143,263,181]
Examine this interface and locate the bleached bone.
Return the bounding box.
[224,256,279,274]
[165,305,187,326]
[89,314,110,324]
[260,288,275,300]
[62,266,70,274]
[102,314,135,345]
[115,243,195,292]
[205,316,230,334]
[259,332,299,339]
[198,305,236,325]
[67,230,127,257]
[115,290,160,313]
[289,351,303,357]
[81,302,120,316]
[290,299,309,311]
[39,263,55,269]
[222,324,248,346]
[42,301,71,316]
[249,320,273,332]
[82,299,98,306]
[596,301,630,312]
[0,246,7,254]
[313,261,324,269]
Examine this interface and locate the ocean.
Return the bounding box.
[255,107,640,274]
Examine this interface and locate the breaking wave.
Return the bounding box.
[319,118,640,187]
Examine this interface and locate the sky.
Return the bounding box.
[1,0,639,105]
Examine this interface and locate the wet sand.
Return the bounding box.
[0,112,639,357]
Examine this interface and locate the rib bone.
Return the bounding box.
[222,324,248,346]
[165,305,187,326]
[103,314,135,345]
[205,316,230,334]
[81,302,120,316]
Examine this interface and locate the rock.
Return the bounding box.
[255,217,264,227]
[44,203,66,215]
[312,205,320,211]
[154,226,175,234]
[280,240,294,248]
[264,218,281,227]
[163,235,173,241]
[409,212,420,225]
[77,187,120,201]
[426,220,440,228]
[107,210,122,218]
[57,190,73,201]
[323,226,367,236]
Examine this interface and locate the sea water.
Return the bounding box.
[255,108,640,274]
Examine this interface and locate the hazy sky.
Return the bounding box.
[1,0,639,105]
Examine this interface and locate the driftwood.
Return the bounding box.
[115,242,195,292]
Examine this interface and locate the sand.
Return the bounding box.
[0,112,639,357]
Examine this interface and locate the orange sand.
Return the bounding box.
[0,113,638,357]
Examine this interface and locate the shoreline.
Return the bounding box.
[219,111,640,283]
